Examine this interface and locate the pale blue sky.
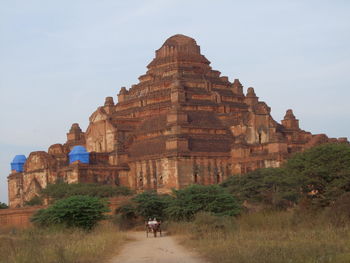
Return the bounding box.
[1,0,349,203]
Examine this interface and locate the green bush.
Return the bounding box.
[0,202,8,209]
[40,182,132,202]
[116,202,137,220]
[165,185,241,221]
[31,195,109,230]
[222,167,298,210]
[116,185,241,222]
[115,202,138,229]
[132,191,171,220]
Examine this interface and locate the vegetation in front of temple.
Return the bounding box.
[2,143,350,263]
[222,143,350,210]
[31,195,110,230]
[0,186,129,263]
[0,202,8,209]
[116,184,241,226]
[115,143,350,262]
[167,210,350,263]
[24,183,132,206]
[165,143,350,263]
[0,183,133,263]
[118,143,350,221]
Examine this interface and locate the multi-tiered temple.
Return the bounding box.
[8,34,348,208]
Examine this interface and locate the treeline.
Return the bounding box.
[30,143,350,230]
[117,184,241,225]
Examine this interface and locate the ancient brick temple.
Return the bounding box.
[7,34,348,208]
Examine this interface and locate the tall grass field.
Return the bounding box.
[168,211,350,263]
[0,222,126,263]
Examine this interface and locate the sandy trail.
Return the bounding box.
[109,231,208,263]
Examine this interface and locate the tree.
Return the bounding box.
[132,191,171,220]
[31,195,109,230]
[285,143,350,207]
[165,185,241,221]
[40,183,132,202]
[222,168,299,209]
[0,202,8,209]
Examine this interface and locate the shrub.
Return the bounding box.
[165,185,241,221]
[0,202,8,209]
[116,202,137,220]
[115,202,138,230]
[31,195,109,230]
[132,191,171,220]
[222,167,298,210]
[40,182,132,202]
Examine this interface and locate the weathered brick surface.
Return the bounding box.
[0,206,45,228]
[0,196,131,228]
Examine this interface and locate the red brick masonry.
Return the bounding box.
[0,196,131,228]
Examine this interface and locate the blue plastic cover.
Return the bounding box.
[11,155,27,172]
[69,146,90,164]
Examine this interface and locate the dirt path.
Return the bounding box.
[109,231,208,263]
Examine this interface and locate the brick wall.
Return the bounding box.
[0,196,132,228]
[0,205,45,228]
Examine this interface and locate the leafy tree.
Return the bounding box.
[40,183,132,202]
[222,168,299,209]
[31,195,109,230]
[132,191,171,220]
[114,202,138,229]
[0,202,8,209]
[116,202,137,220]
[165,185,241,221]
[284,143,350,207]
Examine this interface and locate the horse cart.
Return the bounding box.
[146,219,162,237]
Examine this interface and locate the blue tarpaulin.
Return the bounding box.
[69,146,90,164]
[11,155,27,172]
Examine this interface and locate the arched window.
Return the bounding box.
[138,172,143,189]
[193,173,198,184]
[216,173,220,183]
[258,132,262,144]
[153,173,157,189]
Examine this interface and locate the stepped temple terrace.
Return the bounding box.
[7,34,348,208]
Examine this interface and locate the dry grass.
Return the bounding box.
[168,211,350,263]
[0,222,127,263]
